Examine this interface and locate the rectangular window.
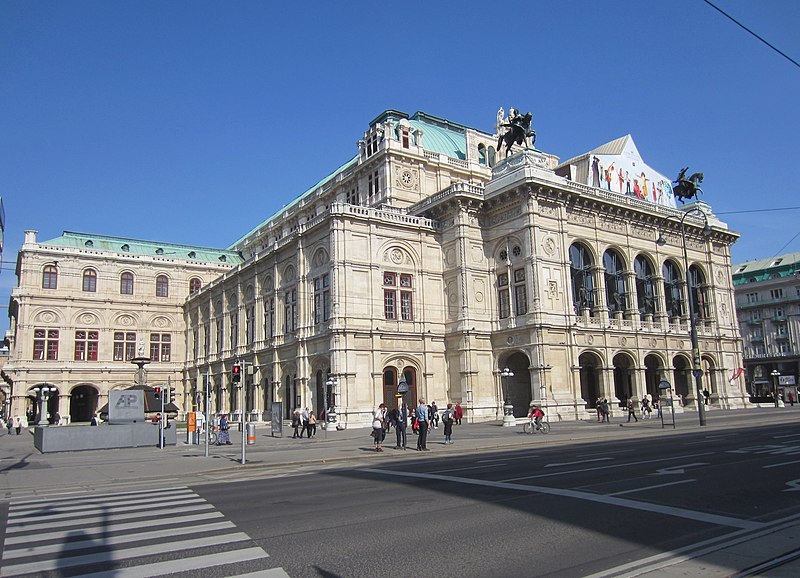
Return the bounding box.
[113,332,136,361]
[771,288,784,299]
[498,273,510,319]
[216,319,224,353]
[284,290,297,333]
[402,129,410,148]
[33,328,59,360]
[346,186,360,205]
[513,268,527,315]
[400,291,413,320]
[368,170,380,198]
[246,305,255,344]
[74,330,99,361]
[384,289,396,319]
[150,333,171,362]
[746,292,759,304]
[230,311,239,349]
[775,308,785,319]
[265,297,275,339]
[203,325,210,357]
[314,274,331,324]
[777,324,788,336]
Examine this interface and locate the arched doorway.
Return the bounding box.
[315,369,328,419]
[612,353,635,406]
[579,352,603,408]
[69,385,98,423]
[28,385,60,424]
[644,354,664,399]
[382,366,418,410]
[673,355,691,401]
[702,356,717,401]
[501,352,532,417]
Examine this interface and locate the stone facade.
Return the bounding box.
[5,109,748,427]
[5,231,240,424]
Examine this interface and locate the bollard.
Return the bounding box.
[246,422,256,445]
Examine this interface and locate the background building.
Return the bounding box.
[5,230,241,423]
[733,253,800,402]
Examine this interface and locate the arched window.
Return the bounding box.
[82,269,97,292]
[478,144,487,166]
[42,265,58,290]
[189,277,202,294]
[156,275,169,297]
[688,265,710,319]
[662,260,684,318]
[120,272,134,295]
[570,243,595,315]
[603,249,627,314]
[634,255,656,319]
[488,146,496,167]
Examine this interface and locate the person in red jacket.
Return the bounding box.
[528,405,545,431]
[454,402,463,425]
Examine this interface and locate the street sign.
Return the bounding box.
[397,381,409,394]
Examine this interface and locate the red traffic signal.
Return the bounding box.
[232,364,241,383]
[154,387,161,400]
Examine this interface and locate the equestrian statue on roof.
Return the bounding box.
[673,167,704,204]
[497,107,536,157]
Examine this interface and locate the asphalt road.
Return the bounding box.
[192,421,800,577]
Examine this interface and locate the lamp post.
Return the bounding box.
[500,367,515,427]
[657,207,713,426]
[770,369,780,408]
[32,385,57,426]
[325,376,339,430]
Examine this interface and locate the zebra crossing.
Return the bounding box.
[1,486,290,577]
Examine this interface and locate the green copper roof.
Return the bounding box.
[732,252,800,285]
[408,111,468,160]
[42,231,243,265]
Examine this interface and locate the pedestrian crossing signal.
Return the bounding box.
[168,387,176,404]
[154,387,161,400]
[232,364,242,383]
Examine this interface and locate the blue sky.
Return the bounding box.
[2,0,799,327]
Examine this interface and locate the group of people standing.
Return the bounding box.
[291,408,318,439]
[371,400,463,452]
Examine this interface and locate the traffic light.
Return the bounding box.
[232,363,241,383]
[168,387,176,404]
[154,387,161,400]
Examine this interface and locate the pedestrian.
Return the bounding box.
[151,412,161,424]
[596,398,603,422]
[416,399,430,451]
[789,392,796,407]
[307,411,317,437]
[6,418,14,435]
[15,417,22,435]
[455,402,463,425]
[654,398,662,418]
[626,398,638,422]
[442,403,455,444]
[300,407,310,438]
[600,398,610,422]
[291,409,302,438]
[90,413,100,426]
[216,414,232,445]
[393,402,407,449]
[54,411,61,426]
[431,401,439,429]
[372,403,387,452]
[703,389,710,406]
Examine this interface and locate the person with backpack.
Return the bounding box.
[442,403,455,444]
[626,398,638,422]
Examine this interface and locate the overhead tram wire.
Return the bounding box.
[701,0,800,71]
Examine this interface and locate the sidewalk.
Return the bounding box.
[1,409,799,576]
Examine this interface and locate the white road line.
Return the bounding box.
[437,464,508,473]
[764,459,800,469]
[4,511,223,543]
[608,479,695,496]
[49,547,271,578]
[9,486,192,508]
[477,458,518,464]
[359,468,762,530]
[545,457,613,468]
[504,452,716,482]
[3,521,235,559]
[8,495,206,520]
[0,532,251,576]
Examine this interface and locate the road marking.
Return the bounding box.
[437,464,509,473]
[504,452,716,482]
[774,433,800,439]
[360,468,762,530]
[783,479,800,492]
[477,458,517,464]
[608,479,695,496]
[653,462,709,475]
[544,457,613,468]
[764,459,800,469]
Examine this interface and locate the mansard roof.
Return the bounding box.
[557,134,638,168]
[732,252,800,285]
[41,231,243,265]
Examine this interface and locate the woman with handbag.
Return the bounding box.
[372,403,387,452]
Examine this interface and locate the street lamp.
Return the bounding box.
[32,385,57,426]
[657,207,713,426]
[500,367,515,427]
[770,370,780,408]
[325,376,339,430]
